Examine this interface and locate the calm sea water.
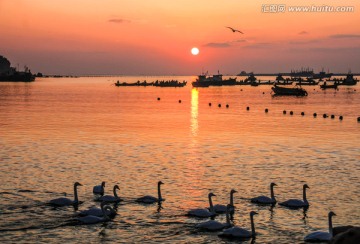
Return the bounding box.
[0,76,359,243]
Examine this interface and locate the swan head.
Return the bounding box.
[270,182,277,187]
[208,192,216,198]
[303,184,310,189]
[230,189,237,194]
[74,182,82,187]
[329,211,336,217]
[101,182,106,187]
[250,211,258,217]
[114,185,120,191]
[158,181,164,185]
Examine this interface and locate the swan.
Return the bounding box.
[251,182,277,205]
[304,211,336,242]
[187,193,216,218]
[219,211,258,239]
[196,204,232,231]
[136,181,164,204]
[98,185,122,203]
[93,181,105,196]
[279,184,310,208]
[212,189,237,214]
[49,182,82,207]
[77,204,112,224]
[78,202,116,218]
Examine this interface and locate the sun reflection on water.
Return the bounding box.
[190,88,199,137]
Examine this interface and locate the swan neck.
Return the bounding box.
[303,187,307,202]
[113,187,118,198]
[158,183,162,201]
[250,214,256,237]
[74,184,79,203]
[270,185,275,200]
[208,195,214,212]
[328,214,333,236]
[230,192,234,206]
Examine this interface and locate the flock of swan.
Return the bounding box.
[48,181,358,243]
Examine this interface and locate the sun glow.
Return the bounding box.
[191,47,199,55]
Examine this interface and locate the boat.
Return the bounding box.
[274,74,293,85]
[192,74,210,87]
[271,85,308,96]
[320,82,338,90]
[311,69,333,79]
[114,80,153,86]
[339,73,358,86]
[290,67,314,78]
[191,72,237,87]
[153,80,187,87]
[296,78,319,86]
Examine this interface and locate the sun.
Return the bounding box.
[191,47,199,55]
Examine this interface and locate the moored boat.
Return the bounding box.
[320,82,338,90]
[271,85,308,96]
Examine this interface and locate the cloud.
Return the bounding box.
[203,39,246,48]
[243,42,273,49]
[298,31,308,35]
[329,34,360,39]
[203,42,231,48]
[108,18,131,24]
[289,39,320,45]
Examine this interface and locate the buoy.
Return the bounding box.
[357,117,360,122]
[313,113,317,117]
[283,110,286,114]
[240,89,243,91]
[157,97,160,101]
[290,111,293,115]
[179,100,182,103]
[209,102,212,106]
[301,112,305,116]
[246,106,250,111]
[331,114,335,119]
[218,104,221,108]
[262,92,265,94]
[265,108,268,113]
[323,114,327,118]
[226,104,229,108]
[339,116,343,120]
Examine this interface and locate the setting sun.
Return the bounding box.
[191,47,199,55]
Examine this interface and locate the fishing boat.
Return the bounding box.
[320,82,338,90]
[192,74,210,87]
[271,85,308,96]
[296,78,319,86]
[340,73,358,86]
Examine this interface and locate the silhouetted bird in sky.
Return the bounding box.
[226,26,244,34]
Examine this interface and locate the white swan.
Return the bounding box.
[219,211,258,239]
[49,182,82,207]
[77,204,112,224]
[98,185,122,203]
[197,204,232,231]
[78,202,116,218]
[136,181,164,204]
[187,193,216,218]
[212,189,237,213]
[304,211,336,242]
[93,181,105,196]
[251,182,277,204]
[279,184,309,208]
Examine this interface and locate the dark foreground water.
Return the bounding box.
[0,76,359,243]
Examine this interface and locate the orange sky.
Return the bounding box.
[0,0,359,75]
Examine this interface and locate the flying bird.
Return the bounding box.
[226,26,244,34]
